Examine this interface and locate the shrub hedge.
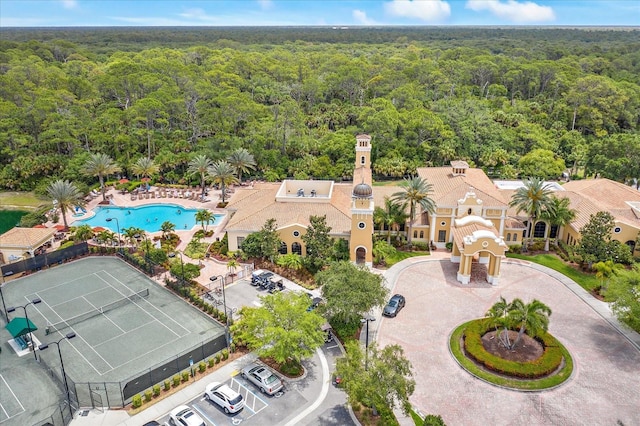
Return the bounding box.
[463,319,563,378]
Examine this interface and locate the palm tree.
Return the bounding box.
[83,152,121,202]
[391,177,436,246]
[123,227,146,248]
[509,177,555,250]
[208,160,239,204]
[195,209,214,232]
[508,298,552,349]
[539,195,577,250]
[97,230,116,248]
[276,253,304,271]
[373,197,408,244]
[47,180,84,230]
[485,296,513,349]
[228,148,256,183]
[227,258,239,276]
[187,154,213,199]
[131,157,159,181]
[160,221,176,240]
[70,224,94,242]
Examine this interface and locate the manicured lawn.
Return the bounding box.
[507,253,601,292]
[0,191,47,208]
[386,250,430,267]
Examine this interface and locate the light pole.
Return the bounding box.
[361,316,376,371]
[8,297,42,360]
[39,332,76,410]
[209,274,230,351]
[177,251,186,286]
[105,217,122,255]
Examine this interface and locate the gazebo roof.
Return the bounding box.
[0,227,56,250]
[5,317,38,338]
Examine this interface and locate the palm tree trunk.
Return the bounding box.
[513,325,526,349]
[407,203,415,245]
[100,175,106,202]
[221,182,226,203]
[201,174,206,199]
[61,207,69,229]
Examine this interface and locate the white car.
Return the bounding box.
[169,405,205,426]
[204,381,244,414]
[241,363,284,395]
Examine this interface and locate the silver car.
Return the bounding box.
[241,363,284,395]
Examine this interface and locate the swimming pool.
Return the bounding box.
[72,204,224,233]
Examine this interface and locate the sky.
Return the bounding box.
[1,0,638,28]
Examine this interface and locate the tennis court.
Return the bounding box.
[4,257,224,384]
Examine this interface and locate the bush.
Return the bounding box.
[181,371,190,382]
[198,361,206,373]
[144,389,153,402]
[172,375,181,387]
[509,244,522,254]
[152,384,161,397]
[214,354,221,364]
[207,358,215,368]
[423,414,447,426]
[221,349,229,360]
[445,242,453,251]
[131,394,142,408]
[163,380,171,392]
[412,241,430,251]
[463,319,563,378]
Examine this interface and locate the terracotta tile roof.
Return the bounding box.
[563,179,640,211]
[225,182,353,234]
[554,192,603,231]
[0,227,56,249]
[416,167,507,207]
[452,222,499,251]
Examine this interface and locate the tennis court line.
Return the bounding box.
[32,295,115,376]
[47,285,120,311]
[0,374,25,423]
[99,270,189,336]
[92,318,157,349]
[84,297,126,333]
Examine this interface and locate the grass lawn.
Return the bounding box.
[0,191,48,209]
[507,253,600,291]
[385,249,430,267]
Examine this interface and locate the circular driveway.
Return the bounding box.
[377,258,640,426]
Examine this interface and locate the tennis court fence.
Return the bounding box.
[45,288,150,335]
[44,333,227,409]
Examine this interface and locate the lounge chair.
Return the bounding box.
[150,192,155,199]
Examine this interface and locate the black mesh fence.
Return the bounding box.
[1,242,89,277]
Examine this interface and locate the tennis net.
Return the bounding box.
[46,288,149,334]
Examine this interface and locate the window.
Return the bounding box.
[419,231,424,239]
[467,208,472,215]
[278,241,287,254]
[292,242,302,255]
[513,234,517,241]
[293,230,300,237]
[237,237,245,248]
[614,227,622,234]
[506,233,511,242]
[550,225,559,239]
[360,156,365,165]
[358,222,366,229]
[440,221,446,226]
[437,230,446,243]
[533,221,546,238]
[413,231,418,238]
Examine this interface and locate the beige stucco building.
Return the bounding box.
[0,227,56,265]
[223,138,640,283]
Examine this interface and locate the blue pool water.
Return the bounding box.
[72,204,223,233]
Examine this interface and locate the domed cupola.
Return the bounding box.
[353,182,373,199]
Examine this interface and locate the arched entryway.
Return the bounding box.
[450,216,509,285]
[355,247,366,264]
[292,242,302,255]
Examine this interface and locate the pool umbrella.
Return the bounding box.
[119,178,130,184]
[141,177,151,183]
[33,224,47,228]
[92,226,106,232]
[53,224,66,232]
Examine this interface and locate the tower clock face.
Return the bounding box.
[358,222,366,229]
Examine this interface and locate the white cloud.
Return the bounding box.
[353,9,376,25]
[257,0,273,10]
[60,0,77,9]
[384,0,451,22]
[466,0,555,23]
[178,8,219,23]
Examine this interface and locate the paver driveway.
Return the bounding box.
[377,258,640,426]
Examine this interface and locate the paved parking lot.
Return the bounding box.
[377,257,640,426]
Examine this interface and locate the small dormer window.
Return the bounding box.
[360,156,365,165]
[467,208,472,215]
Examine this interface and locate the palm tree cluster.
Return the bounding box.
[485,296,552,350]
[187,148,256,202]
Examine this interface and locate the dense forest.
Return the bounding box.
[1,27,639,193]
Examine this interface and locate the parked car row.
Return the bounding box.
[251,269,285,293]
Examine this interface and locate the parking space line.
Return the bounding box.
[230,377,269,415]
[191,403,217,426]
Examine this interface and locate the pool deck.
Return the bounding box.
[46,186,239,288]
